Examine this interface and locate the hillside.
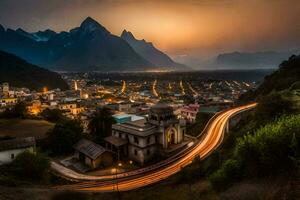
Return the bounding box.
[0,17,156,71]
[254,54,300,94]
[240,54,300,101]
[0,50,69,91]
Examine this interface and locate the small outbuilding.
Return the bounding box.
[73,139,113,169]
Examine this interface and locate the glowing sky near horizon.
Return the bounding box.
[0,0,299,56]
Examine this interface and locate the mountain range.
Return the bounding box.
[215,50,300,69]
[0,17,187,72]
[0,50,68,91]
[121,30,186,70]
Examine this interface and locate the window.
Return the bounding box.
[11,154,14,159]
[147,137,151,144]
[147,149,150,156]
[134,149,138,156]
[134,137,139,145]
[155,135,158,143]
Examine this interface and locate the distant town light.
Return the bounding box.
[43,86,48,93]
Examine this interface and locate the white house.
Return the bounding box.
[108,104,186,165]
[0,137,36,165]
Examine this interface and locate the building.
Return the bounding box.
[73,139,113,169]
[58,102,84,117]
[108,104,186,165]
[2,82,9,97]
[113,114,145,124]
[0,97,17,107]
[177,104,200,123]
[27,100,42,115]
[0,137,36,165]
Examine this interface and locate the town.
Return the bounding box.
[0,72,255,173]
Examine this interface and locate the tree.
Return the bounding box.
[0,101,28,118]
[255,92,294,122]
[88,107,116,142]
[10,151,50,181]
[47,119,84,155]
[40,108,65,122]
[187,112,213,136]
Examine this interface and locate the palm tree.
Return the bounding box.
[88,107,115,142]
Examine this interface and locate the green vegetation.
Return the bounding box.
[0,102,28,119]
[40,108,66,123]
[0,50,69,91]
[240,54,300,101]
[187,112,214,136]
[45,119,84,155]
[0,151,50,186]
[10,151,50,181]
[210,115,300,191]
[88,107,116,142]
[206,55,300,194]
[255,92,295,122]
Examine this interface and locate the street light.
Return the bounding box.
[115,162,122,200]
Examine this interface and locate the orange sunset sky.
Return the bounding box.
[0,0,299,59]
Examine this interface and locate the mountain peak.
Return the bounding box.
[82,17,98,25]
[80,17,109,34]
[121,30,135,40]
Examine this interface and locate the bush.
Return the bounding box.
[0,102,28,119]
[40,108,65,122]
[235,115,300,176]
[209,115,300,190]
[255,92,294,122]
[10,151,50,181]
[209,159,241,191]
[187,112,213,136]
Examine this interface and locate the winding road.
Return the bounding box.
[55,103,256,192]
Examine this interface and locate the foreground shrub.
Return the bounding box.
[10,151,50,181]
[209,159,241,191]
[235,114,300,176]
[210,114,300,190]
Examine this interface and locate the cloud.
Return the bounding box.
[0,0,299,56]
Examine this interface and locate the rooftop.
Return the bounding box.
[0,137,35,151]
[112,119,158,137]
[104,136,128,147]
[73,139,106,160]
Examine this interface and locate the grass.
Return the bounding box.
[0,119,54,139]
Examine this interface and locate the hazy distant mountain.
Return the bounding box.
[0,50,68,91]
[216,51,300,69]
[0,17,153,71]
[240,54,300,101]
[121,30,188,71]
